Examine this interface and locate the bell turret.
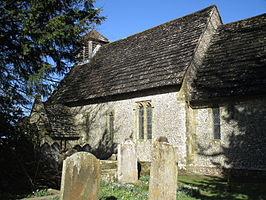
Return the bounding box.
[77,30,109,65]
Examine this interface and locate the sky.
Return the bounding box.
[94,0,266,42]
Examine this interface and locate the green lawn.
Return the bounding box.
[2,175,266,199]
[100,175,266,200]
[100,175,149,200]
[178,176,266,200]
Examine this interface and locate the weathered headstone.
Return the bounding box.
[148,138,178,200]
[117,139,138,184]
[60,152,101,200]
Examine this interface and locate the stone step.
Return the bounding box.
[100,160,117,170]
[101,168,117,174]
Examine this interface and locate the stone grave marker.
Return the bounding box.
[148,138,178,200]
[60,152,101,200]
[117,139,138,184]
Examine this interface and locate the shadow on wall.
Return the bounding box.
[72,137,117,160]
[41,142,61,169]
[32,102,121,190]
[75,103,120,159]
[197,100,266,178]
[38,137,118,189]
[42,103,120,161]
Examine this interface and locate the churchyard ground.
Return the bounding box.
[1,175,266,199]
[100,175,266,200]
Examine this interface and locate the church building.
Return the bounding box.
[30,5,266,176]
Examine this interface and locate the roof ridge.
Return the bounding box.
[83,29,110,43]
[223,12,266,26]
[182,5,222,99]
[103,5,217,46]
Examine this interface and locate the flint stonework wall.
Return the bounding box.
[190,97,266,174]
[69,91,187,165]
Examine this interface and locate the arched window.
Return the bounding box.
[146,103,152,139]
[136,102,153,140]
[212,107,221,140]
[109,112,114,140]
[139,104,144,139]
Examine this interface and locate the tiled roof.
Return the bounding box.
[188,13,266,105]
[48,6,216,105]
[45,104,79,138]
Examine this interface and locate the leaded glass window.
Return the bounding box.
[109,112,114,140]
[212,108,221,140]
[139,104,144,139]
[147,103,152,139]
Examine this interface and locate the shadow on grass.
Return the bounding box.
[179,176,266,200]
[103,196,117,200]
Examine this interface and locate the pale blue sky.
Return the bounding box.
[94,0,266,42]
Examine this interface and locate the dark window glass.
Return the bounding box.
[147,104,152,139]
[212,108,221,139]
[109,113,114,140]
[139,104,144,139]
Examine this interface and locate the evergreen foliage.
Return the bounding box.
[0,0,104,136]
[0,0,104,193]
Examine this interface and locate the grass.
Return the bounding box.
[100,175,266,200]
[99,175,199,200]
[2,175,266,199]
[99,179,149,200]
[0,189,59,200]
[25,189,52,198]
[178,175,266,200]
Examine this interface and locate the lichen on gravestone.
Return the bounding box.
[148,138,178,200]
[60,152,101,200]
[117,139,138,184]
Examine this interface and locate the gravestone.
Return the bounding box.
[60,152,101,200]
[148,138,178,200]
[117,139,138,184]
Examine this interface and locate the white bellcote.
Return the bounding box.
[77,30,109,65]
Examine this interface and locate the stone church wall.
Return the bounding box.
[188,97,266,175]
[69,90,187,165]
